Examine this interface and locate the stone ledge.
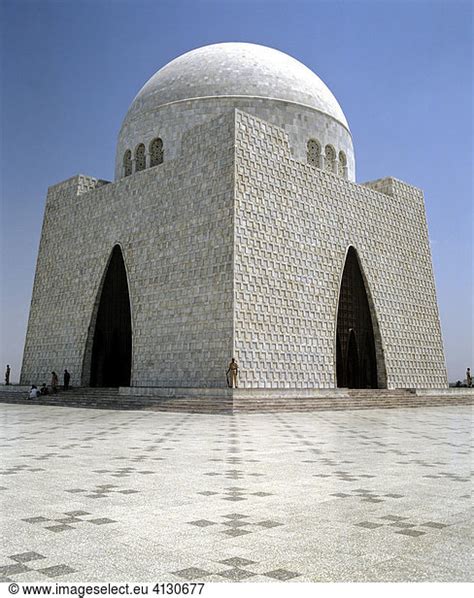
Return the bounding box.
[0,387,471,413]
[119,386,351,399]
[233,388,350,399]
[120,386,467,400]
[0,385,31,393]
[416,388,474,396]
[120,386,233,398]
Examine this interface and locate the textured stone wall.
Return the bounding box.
[22,108,447,390]
[233,110,447,389]
[116,97,354,181]
[21,113,235,388]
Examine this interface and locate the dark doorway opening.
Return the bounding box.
[90,246,132,387]
[336,247,378,388]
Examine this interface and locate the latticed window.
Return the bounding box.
[123,150,132,177]
[135,144,146,172]
[338,151,347,178]
[307,139,321,168]
[149,138,164,167]
[325,145,336,173]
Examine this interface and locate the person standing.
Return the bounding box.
[63,369,71,391]
[226,358,239,388]
[5,365,10,385]
[51,371,59,393]
[467,368,472,388]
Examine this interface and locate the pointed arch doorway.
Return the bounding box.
[89,245,132,387]
[336,247,382,389]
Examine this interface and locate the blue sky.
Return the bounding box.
[0,0,472,383]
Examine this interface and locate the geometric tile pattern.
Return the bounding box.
[197,486,273,502]
[0,554,76,582]
[186,512,284,537]
[354,515,450,537]
[64,485,139,499]
[1,403,471,582]
[22,511,117,533]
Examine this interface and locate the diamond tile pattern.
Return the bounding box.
[0,403,471,583]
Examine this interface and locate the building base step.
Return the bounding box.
[0,386,472,413]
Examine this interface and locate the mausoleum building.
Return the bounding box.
[21,43,448,391]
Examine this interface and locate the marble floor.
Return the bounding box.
[0,403,472,583]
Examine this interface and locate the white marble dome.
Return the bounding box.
[128,43,349,128]
[116,43,355,181]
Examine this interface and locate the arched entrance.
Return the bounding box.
[89,245,132,387]
[336,247,379,388]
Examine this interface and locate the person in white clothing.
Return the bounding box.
[29,385,40,399]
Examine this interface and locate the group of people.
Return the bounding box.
[29,383,48,399]
[27,369,71,399]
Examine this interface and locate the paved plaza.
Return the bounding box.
[0,403,472,583]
